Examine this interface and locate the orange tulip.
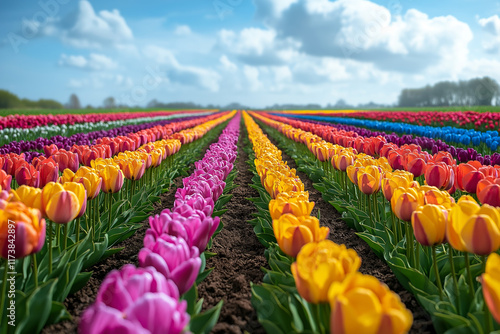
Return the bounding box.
[425,162,454,190]
[0,201,46,259]
[477,176,500,207]
[269,192,314,220]
[0,169,12,191]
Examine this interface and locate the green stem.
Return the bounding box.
[48,221,53,274]
[56,224,61,250]
[433,246,443,300]
[415,243,420,270]
[0,258,8,321]
[448,245,460,314]
[464,252,475,299]
[63,222,68,250]
[482,255,493,334]
[31,254,38,289]
[367,194,373,227]
[107,192,113,232]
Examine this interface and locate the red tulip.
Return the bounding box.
[0,169,12,191]
[37,158,59,188]
[15,162,40,188]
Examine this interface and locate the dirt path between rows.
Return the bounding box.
[263,130,435,334]
[197,124,268,334]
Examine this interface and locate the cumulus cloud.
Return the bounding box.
[174,25,192,36]
[47,0,133,49]
[478,15,500,53]
[243,66,262,91]
[252,0,472,74]
[59,53,118,70]
[220,55,237,71]
[217,28,298,65]
[143,45,220,91]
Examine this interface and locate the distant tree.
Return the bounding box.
[85,104,94,109]
[66,94,81,109]
[103,96,116,109]
[398,77,500,107]
[0,90,22,109]
[37,99,63,109]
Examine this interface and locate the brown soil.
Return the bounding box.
[197,127,268,334]
[265,131,435,334]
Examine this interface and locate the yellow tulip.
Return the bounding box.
[74,171,102,199]
[357,165,382,195]
[448,197,500,254]
[59,168,75,183]
[479,253,500,324]
[411,204,447,246]
[10,185,43,213]
[269,192,314,220]
[328,272,413,334]
[99,165,124,193]
[291,240,361,303]
[273,213,329,257]
[391,187,424,222]
[63,182,87,218]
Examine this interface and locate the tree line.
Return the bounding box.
[398,77,500,107]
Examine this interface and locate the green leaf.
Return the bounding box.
[188,300,223,334]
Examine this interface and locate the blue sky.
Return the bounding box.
[0,0,499,108]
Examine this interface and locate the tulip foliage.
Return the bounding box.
[253,110,500,334]
[243,112,412,334]
[0,111,235,333]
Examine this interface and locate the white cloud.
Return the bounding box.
[50,0,133,49]
[59,53,118,70]
[217,28,299,65]
[143,45,220,91]
[252,0,472,74]
[220,55,237,71]
[174,25,192,36]
[243,65,262,91]
[68,73,133,89]
[478,15,500,53]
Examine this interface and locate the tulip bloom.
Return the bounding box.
[94,264,180,310]
[138,235,201,295]
[63,182,87,218]
[269,192,314,220]
[53,150,79,173]
[391,187,424,222]
[333,152,355,171]
[357,166,381,195]
[479,253,500,324]
[291,240,361,303]
[381,172,412,201]
[0,169,12,191]
[477,176,500,207]
[99,165,124,193]
[411,204,448,246]
[42,182,80,224]
[15,162,40,188]
[328,273,413,334]
[121,159,146,181]
[74,172,102,199]
[273,214,329,257]
[404,153,426,178]
[37,158,59,188]
[80,293,189,334]
[448,197,500,255]
[0,201,46,259]
[11,185,43,213]
[425,162,454,190]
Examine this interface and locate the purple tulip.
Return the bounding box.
[139,235,201,295]
[80,293,189,334]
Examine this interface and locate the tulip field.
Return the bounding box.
[0,109,499,334]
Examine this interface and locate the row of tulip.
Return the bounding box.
[0,111,214,147]
[274,113,500,153]
[263,113,500,208]
[80,113,240,334]
[274,116,500,165]
[0,109,215,130]
[0,111,225,162]
[0,112,234,333]
[278,110,500,132]
[243,111,413,334]
[252,111,500,333]
[0,112,230,190]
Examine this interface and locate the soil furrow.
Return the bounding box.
[197,122,268,334]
